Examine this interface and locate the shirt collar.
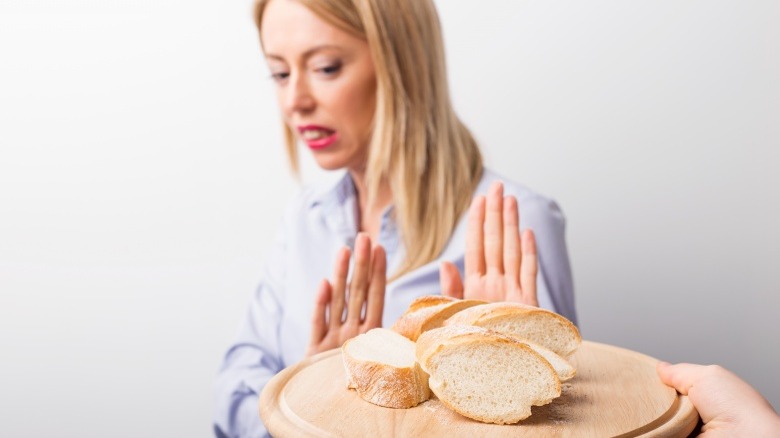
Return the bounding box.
[308,172,358,238]
[308,172,398,248]
[308,172,355,211]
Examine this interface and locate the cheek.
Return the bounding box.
[338,83,376,137]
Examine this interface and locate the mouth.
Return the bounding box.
[298,125,338,150]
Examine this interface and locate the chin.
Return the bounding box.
[311,155,349,171]
[307,144,365,172]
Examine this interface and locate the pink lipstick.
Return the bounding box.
[298,125,338,150]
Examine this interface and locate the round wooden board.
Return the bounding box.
[260,341,699,437]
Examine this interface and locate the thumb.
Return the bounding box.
[307,279,332,356]
[440,261,464,299]
[657,361,699,395]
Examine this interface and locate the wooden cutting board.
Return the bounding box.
[260,341,699,437]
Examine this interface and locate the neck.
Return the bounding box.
[349,168,393,241]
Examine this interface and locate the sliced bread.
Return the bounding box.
[392,295,486,341]
[342,328,430,408]
[405,295,457,312]
[416,325,561,424]
[445,302,581,358]
[525,342,576,381]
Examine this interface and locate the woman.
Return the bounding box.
[214,0,576,436]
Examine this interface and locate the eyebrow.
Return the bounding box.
[265,44,345,62]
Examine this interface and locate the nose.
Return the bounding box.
[282,71,315,116]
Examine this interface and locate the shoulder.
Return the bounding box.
[275,185,316,228]
[476,169,566,228]
[284,185,322,214]
[280,173,351,221]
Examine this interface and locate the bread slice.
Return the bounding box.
[342,328,430,408]
[416,325,561,424]
[525,342,576,381]
[405,295,457,313]
[445,302,581,358]
[392,295,486,341]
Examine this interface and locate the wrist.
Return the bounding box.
[745,411,780,436]
[765,414,780,435]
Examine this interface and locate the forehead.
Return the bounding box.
[260,0,359,58]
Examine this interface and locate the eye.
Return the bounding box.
[269,71,289,83]
[316,63,342,76]
[322,64,341,74]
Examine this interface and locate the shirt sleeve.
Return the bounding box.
[524,196,578,326]
[213,219,288,438]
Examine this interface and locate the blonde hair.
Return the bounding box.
[254,0,483,280]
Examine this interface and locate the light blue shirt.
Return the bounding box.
[213,169,576,437]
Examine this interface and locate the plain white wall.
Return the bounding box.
[1,1,777,436]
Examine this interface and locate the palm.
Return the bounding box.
[306,233,387,356]
[465,274,525,303]
[441,181,538,306]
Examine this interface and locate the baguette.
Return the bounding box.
[405,295,457,312]
[391,295,486,341]
[416,325,561,424]
[445,302,581,358]
[342,328,430,408]
[525,342,576,381]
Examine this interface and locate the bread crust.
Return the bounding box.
[392,296,486,341]
[525,342,577,381]
[415,325,561,424]
[342,331,430,409]
[445,302,581,357]
[406,295,456,313]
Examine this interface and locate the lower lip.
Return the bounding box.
[304,132,338,150]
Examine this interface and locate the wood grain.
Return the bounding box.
[260,341,698,437]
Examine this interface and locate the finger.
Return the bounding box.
[520,229,538,306]
[465,196,486,277]
[346,233,371,324]
[363,245,386,328]
[309,279,331,350]
[485,181,504,274]
[329,246,351,329]
[656,362,703,395]
[503,196,521,288]
[440,261,464,299]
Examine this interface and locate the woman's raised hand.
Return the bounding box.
[306,233,387,356]
[440,181,538,306]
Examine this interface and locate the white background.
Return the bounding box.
[1,0,778,436]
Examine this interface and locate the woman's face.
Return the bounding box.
[261,0,377,172]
